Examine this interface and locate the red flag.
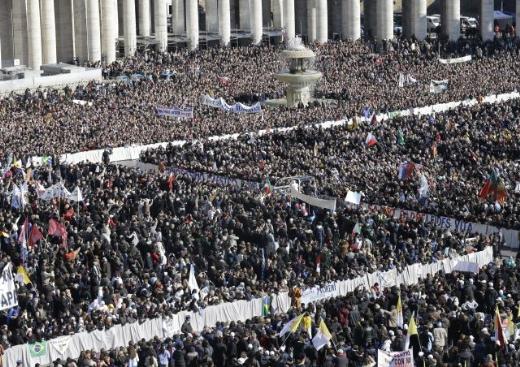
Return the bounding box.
[478,180,492,199]
[167,174,175,192]
[63,207,75,221]
[495,307,507,350]
[28,224,44,248]
[366,133,377,147]
[48,218,68,247]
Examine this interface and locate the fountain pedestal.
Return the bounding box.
[267,38,322,108]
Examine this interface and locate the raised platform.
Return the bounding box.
[0,64,102,94]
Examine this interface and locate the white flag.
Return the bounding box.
[69,186,84,202]
[188,264,199,292]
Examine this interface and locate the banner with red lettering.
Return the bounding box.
[377,349,414,367]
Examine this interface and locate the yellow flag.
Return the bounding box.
[17,266,31,285]
[508,313,516,340]
[407,314,418,336]
[318,320,332,339]
[290,314,304,333]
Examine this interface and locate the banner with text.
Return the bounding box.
[377,349,414,367]
[156,106,194,119]
[200,95,262,113]
[439,55,472,64]
[0,264,18,311]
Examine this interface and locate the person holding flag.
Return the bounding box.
[312,319,333,351]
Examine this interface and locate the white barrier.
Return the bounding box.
[360,205,520,249]
[4,247,494,367]
[29,90,520,167]
[0,69,103,95]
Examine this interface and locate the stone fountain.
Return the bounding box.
[267,37,322,108]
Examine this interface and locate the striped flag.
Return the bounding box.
[396,293,404,329]
[312,320,332,351]
[279,314,304,337]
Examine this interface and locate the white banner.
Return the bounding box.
[453,261,479,274]
[439,55,472,64]
[345,190,362,205]
[377,349,414,367]
[301,283,339,305]
[0,264,18,311]
[290,187,336,211]
[156,106,194,119]
[200,95,262,113]
[430,80,448,94]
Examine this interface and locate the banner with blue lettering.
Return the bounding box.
[200,95,262,114]
[156,106,194,119]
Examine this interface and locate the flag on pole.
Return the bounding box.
[69,186,84,202]
[396,293,404,329]
[278,314,304,337]
[495,307,507,349]
[188,264,199,292]
[18,217,29,247]
[262,296,271,316]
[312,320,333,351]
[404,314,418,350]
[16,265,31,285]
[28,224,44,248]
[263,176,273,195]
[366,133,377,147]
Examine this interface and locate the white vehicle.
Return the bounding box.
[427,15,441,32]
[460,16,478,30]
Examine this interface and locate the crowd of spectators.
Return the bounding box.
[1,37,520,157]
[141,97,520,229]
[1,35,520,367]
[1,160,497,348]
[47,259,520,367]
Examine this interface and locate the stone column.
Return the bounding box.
[341,0,360,40]
[272,0,283,28]
[176,0,186,33]
[186,0,199,50]
[27,0,42,70]
[315,0,327,43]
[517,0,520,38]
[376,0,393,41]
[442,0,460,41]
[363,0,376,38]
[12,0,28,66]
[41,0,57,64]
[252,0,263,44]
[413,0,427,40]
[284,0,295,41]
[0,2,10,66]
[155,0,168,51]
[102,0,117,63]
[307,0,316,42]
[480,0,494,41]
[220,0,231,45]
[124,0,137,56]
[240,0,251,30]
[206,0,219,32]
[87,0,102,62]
[139,0,151,36]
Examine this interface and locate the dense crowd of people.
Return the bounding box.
[1,159,498,348]
[141,97,520,229]
[48,259,520,367]
[1,35,520,367]
[0,37,520,157]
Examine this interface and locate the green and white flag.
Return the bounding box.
[28,340,47,358]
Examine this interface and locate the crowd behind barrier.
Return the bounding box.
[26,90,520,168]
[361,205,520,249]
[4,247,494,367]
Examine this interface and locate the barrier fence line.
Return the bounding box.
[4,247,494,367]
[29,90,520,167]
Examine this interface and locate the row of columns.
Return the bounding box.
[3,0,520,71]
